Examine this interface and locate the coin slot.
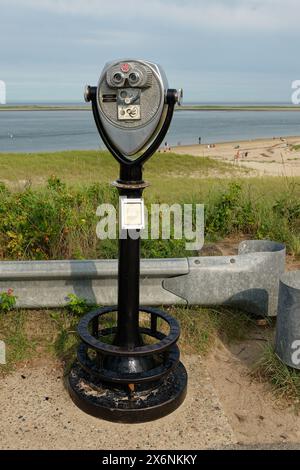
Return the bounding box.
[102,94,117,103]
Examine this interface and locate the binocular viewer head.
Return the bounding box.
[85,59,182,161]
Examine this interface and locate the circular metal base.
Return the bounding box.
[68,361,187,423]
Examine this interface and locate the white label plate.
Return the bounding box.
[120,197,145,230]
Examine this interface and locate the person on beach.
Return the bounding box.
[234,149,240,165]
[198,137,202,145]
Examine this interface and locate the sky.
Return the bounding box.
[0,0,299,103]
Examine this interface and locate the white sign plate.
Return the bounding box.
[120,197,145,230]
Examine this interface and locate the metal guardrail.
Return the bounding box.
[0,240,286,316]
[164,240,286,317]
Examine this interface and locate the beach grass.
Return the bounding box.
[254,343,300,405]
[0,148,299,202]
[0,305,255,376]
[0,149,241,179]
[0,150,247,199]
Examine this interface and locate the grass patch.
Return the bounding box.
[48,310,79,372]
[170,306,255,355]
[0,150,242,191]
[0,310,36,375]
[254,344,300,405]
[0,309,80,377]
[2,306,299,408]
[0,151,117,187]
[0,305,255,377]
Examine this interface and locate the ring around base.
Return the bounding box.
[68,361,188,423]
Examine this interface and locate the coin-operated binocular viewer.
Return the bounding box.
[68,59,187,422]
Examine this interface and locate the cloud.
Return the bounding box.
[1,0,299,101]
[2,0,300,33]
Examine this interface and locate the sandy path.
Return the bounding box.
[2,345,300,449]
[0,356,235,450]
[172,136,300,177]
[207,339,300,446]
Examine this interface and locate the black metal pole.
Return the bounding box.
[115,206,142,349]
[114,164,144,349]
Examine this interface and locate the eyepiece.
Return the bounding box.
[112,72,124,85]
[128,72,139,84]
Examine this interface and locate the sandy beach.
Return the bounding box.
[172,136,300,177]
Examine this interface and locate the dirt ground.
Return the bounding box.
[0,356,236,450]
[202,239,300,446]
[207,337,300,446]
[1,337,300,450]
[172,136,300,177]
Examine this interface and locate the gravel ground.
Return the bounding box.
[0,355,236,450]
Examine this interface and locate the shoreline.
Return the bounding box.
[0,135,300,177]
[177,105,300,112]
[0,135,299,154]
[1,105,300,112]
[0,135,300,157]
[172,135,300,149]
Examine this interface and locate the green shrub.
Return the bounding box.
[65,294,92,316]
[0,289,17,314]
[0,178,298,260]
[206,183,256,235]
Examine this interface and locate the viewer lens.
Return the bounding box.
[129,72,139,84]
[113,72,123,84]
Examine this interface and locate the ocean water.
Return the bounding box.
[0,109,299,153]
